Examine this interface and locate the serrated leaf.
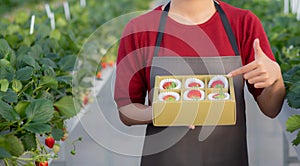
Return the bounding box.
[57,76,72,85]
[4,135,24,157]
[20,133,37,151]
[39,76,58,89]
[24,123,51,133]
[0,39,12,59]
[286,115,300,133]
[0,79,9,92]
[42,65,56,77]
[0,147,12,159]
[292,130,300,146]
[36,24,51,39]
[52,128,64,141]
[12,79,22,93]
[28,45,43,59]
[0,60,15,82]
[58,55,76,71]
[15,66,34,81]
[54,96,79,119]
[25,99,54,123]
[22,55,36,68]
[0,100,20,122]
[0,89,18,103]
[39,58,57,68]
[287,83,300,109]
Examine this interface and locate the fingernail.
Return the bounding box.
[226,73,232,77]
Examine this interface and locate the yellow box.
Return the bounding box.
[152,75,236,126]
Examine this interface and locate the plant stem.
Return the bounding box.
[18,80,33,97]
[4,159,10,166]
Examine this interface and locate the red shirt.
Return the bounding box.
[114,1,275,108]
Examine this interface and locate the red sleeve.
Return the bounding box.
[239,11,275,100]
[114,20,147,108]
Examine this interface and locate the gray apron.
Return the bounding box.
[141,1,248,166]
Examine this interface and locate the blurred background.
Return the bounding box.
[1,0,300,165]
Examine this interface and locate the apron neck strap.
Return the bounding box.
[154,0,240,57]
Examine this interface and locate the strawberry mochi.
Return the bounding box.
[208,75,228,88]
[158,92,180,101]
[185,78,205,88]
[183,89,205,100]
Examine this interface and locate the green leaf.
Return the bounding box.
[28,44,43,60]
[52,128,64,141]
[0,147,12,159]
[50,29,62,40]
[22,55,36,68]
[0,89,18,103]
[20,133,37,151]
[24,123,51,133]
[0,59,15,82]
[4,135,24,157]
[57,76,72,85]
[6,25,21,35]
[287,83,300,109]
[39,76,58,89]
[286,115,300,133]
[39,58,57,68]
[12,79,22,93]
[292,131,300,146]
[42,65,56,77]
[14,101,30,118]
[15,66,34,81]
[0,39,12,59]
[0,79,9,92]
[25,99,54,123]
[15,11,29,24]
[54,96,79,119]
[0,100,20,122]
[58,55,77,71]
[36,24,51,39]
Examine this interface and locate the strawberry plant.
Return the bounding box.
[0,0,151,165]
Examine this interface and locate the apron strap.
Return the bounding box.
[214,1,240,56]
[154,0,240,57]
[153,2,170,58]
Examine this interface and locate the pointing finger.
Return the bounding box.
[227,61,257,77]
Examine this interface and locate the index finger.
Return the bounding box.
[227,61,257,77]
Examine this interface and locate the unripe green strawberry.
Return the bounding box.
[53,144,60,154]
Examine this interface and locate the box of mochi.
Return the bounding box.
[152,75,236,126]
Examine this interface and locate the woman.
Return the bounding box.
[114,0,285,165]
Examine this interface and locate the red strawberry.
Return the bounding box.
[96,71,102,79]
[83,95,89,105]
[45,136,55,148]
[35,161,48,166]
[101,62,107,69]
[211,80,224,88]
[187,90,201,99]
[163,95,176,101]
[108,61,114,67]
[188,82,201,87]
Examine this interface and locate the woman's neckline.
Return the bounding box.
[158,4,218,27]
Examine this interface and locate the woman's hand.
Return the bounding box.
[227,38,285,118]
[227,38,281,88]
